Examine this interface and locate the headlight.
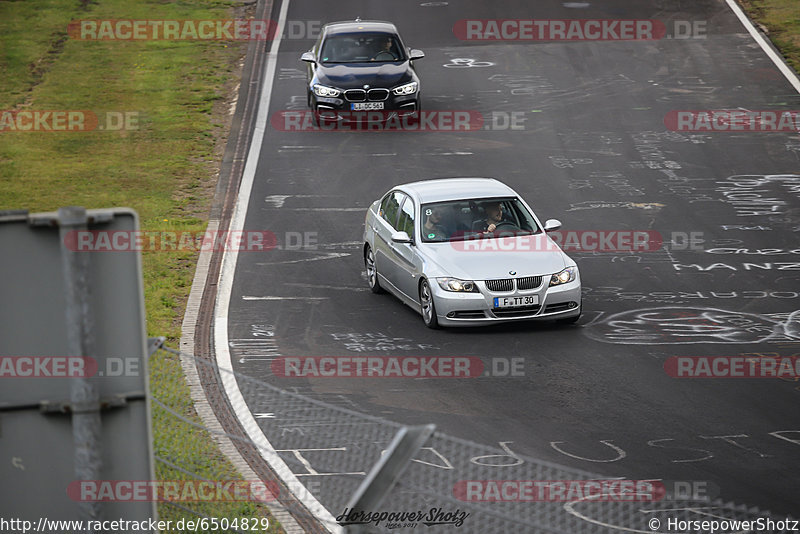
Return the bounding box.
[437,277,477,292]
[392,82,418,96]
[313,84,340,97]
[549,266,577,286]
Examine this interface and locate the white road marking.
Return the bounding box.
[269,207,365,211]
[264,195,291,208]
[242,296,329,301]
[276,448,367,476]
[550,440,627,462]
[285,283,369,292]
[470,442,524,467]
[255,252,351,265]
[563,499,655,534]
[724,0,800,93]
[212,0,341,529]
[317,241,362,249]
[294,471,366,477]
[264,194,333,207]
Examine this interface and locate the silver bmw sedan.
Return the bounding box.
[362,178,582,328]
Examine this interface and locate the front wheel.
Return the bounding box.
[364,245,384,294]
[419,279,439,329]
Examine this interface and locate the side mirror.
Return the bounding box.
[300,51,315,63]
[409,49,425,60]
[391,231,413,244]
[543,219,562,232]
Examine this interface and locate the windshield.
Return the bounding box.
[420,197,541,243]
[320,32,405,63]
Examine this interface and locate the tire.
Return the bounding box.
[307,93,319,127]
[364,245,384,294]
[419,279,439,329]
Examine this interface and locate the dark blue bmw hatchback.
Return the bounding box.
[300,20,424,122]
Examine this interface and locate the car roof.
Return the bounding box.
[323,20,399,36]
[396,178,518,204]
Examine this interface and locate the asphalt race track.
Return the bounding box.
[222,0,800,528]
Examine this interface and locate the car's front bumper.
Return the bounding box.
[430,276,582,327]
[311,92,419,121]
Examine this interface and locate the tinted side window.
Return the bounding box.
[379,191,406,230]
[396,196,415,238]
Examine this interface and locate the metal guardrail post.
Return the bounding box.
[58,206,102,528]
[341,424,435,533]
[147,337,166,357]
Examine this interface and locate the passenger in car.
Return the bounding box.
[423,207,449,241]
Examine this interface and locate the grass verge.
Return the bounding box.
[738,0,800,73]
[0,0,282,531]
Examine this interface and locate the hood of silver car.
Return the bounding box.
[420,236,570,280]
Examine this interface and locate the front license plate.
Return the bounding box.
[493,295,539,308]
[351,102,384,111]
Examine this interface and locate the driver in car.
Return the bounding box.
[475,201,515,233]
[372,37,397,61]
